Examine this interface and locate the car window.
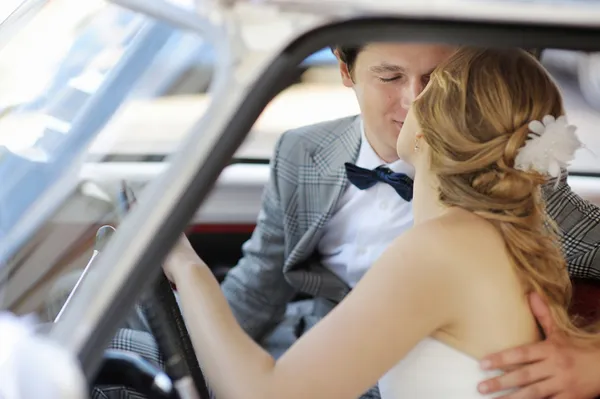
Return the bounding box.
[544,49,600,173]
[0,0,216,317]
[0,0,28,22]
[237,48,600,173]
[89,46,600,174]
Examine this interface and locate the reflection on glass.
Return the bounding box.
[0,0,144,252]
[0,0,215,321]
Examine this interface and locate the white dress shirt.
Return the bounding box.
[318,120,415,287]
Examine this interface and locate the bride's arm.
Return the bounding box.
[168,225,461,399]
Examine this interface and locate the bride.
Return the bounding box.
[162,46,596,398]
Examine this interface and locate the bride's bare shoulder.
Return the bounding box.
[392,209,504,269]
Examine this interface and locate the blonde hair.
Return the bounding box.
[413,46,596,339]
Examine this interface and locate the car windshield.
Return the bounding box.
[0,0,216,316]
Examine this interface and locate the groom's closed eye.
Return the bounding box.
[377,75,404,83]
[370,64,406,83]
[370,63,433,86]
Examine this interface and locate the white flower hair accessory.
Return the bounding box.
[514,115,583,178]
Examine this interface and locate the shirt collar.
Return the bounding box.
[356,119,415,178]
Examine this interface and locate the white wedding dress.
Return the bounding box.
[378,337,514,398]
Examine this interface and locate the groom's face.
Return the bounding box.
[337,43,455,162]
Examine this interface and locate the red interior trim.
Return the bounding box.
[570,278,600,326]
[187,224,256,234]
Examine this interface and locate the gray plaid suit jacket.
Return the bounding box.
[221,115,364,340]
[221,114,600,342]
[98,115,600,399]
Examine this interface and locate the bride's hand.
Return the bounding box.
[162,234,206,282]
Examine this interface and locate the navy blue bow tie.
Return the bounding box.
[344,162,414,201]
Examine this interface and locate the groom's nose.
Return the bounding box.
[399,80,425,110]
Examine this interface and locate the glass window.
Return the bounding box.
[543,49,600,173]
[0,0,216,318]
[235,47,600,174]
[0,1,29,23]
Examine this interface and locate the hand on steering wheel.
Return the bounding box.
[163,234,206,283]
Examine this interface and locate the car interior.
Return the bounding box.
[0,0,600,398]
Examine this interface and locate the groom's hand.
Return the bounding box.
[476,292,600,399]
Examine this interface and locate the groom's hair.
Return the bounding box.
[329,44,542,74]
[410,46,598,342]
[331,45,363,74]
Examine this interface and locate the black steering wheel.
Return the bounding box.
[91,183,211,399]
[92,266,210,399]
[140,271,212,399]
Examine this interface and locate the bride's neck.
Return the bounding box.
[412,167,447,225]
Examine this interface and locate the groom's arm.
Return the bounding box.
[542,171,600,280]
[221,132,299,342]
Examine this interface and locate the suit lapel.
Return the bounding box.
[283,117,361,297]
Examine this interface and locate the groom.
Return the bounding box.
[87,43,600,398]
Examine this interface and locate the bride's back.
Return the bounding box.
[428,207,541,359]
[377,208,543,399]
